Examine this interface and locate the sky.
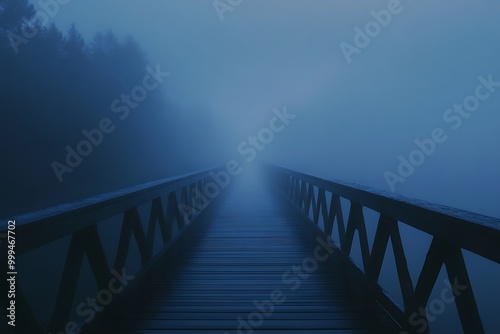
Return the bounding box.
[36,0,500,218]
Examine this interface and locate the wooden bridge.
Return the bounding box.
[1,164,499,333]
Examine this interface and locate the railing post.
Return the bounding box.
[443,244,484,333]
[48,230,87,332]
[343,202,370,271]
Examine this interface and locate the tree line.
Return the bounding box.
[0,0,185,218]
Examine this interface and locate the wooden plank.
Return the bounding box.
[94,172,402,333]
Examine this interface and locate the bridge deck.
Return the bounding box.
[97,170,402,333]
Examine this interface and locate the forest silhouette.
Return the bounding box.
[0,0,184,218]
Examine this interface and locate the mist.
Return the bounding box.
[1,1,499,333]
[35,0,498,218]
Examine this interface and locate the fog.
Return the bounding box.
[36,0,499,218]
[1,1,499,333]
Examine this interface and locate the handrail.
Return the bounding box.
[265,163,500,334]
[0,166,225,334]
[1,167,217,255]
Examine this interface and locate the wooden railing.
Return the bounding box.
[266,164,500,334]
[0,167,224,334]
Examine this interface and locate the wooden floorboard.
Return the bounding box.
[97,169,402,333]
